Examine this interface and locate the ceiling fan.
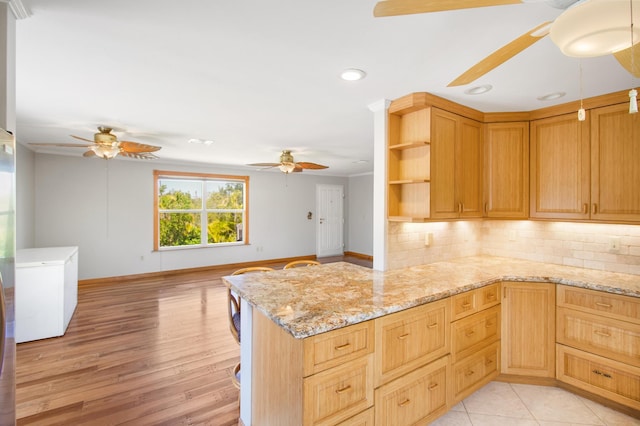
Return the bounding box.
[373,0,640,86]
[247,150,329,174]
[29,126,162,160]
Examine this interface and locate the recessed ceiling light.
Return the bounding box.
[352,160,369,164]
[188,138,215,145]
[340,68,367,81]
[464,84,492,95]
[537,91,566,101]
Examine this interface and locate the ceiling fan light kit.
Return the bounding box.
[247,150,328,174]
[550,0,640,58]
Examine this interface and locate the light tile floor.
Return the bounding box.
[431,381,640,426]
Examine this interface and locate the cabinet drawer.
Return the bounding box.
[557,344,640,411]
[557,307,640,368]
[452,341,500,403]
[304,321,374,376]
[375,299,450,386]
[450,283,500,321]
[374,355,449,426]
[336,407,374,426]
[557,285,640,324]
[303,354,374,426]
[451,305,500,363]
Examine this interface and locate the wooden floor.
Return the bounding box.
[15,255,372,426]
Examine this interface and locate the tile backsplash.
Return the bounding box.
[387,220,640,275]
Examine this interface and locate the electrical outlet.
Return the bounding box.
[425,233,433,247]
[609,237,621,252]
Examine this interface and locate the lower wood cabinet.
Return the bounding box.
[336,407,374,426]
[375,299,450,386]
[557,344,640,411]
[374,355,450,426]
[303,354,374,426]
[556,285,640,414]
[501,281,556,377]
[452,341,500,402]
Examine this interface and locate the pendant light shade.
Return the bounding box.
[550,0,640,57]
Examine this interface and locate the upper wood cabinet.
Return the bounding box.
[430,108,483,219]
[591,103,640,222]
[484,122,529,218]
[386,95,482,222]
[530,113,591,220]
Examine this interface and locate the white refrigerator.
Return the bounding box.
[15,246,79,343]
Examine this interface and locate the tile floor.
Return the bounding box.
[431,381,640,426]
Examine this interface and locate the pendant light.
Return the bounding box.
[578,61,586,121]
[630,0,638,114]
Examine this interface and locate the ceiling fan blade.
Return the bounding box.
[295,161,328,170]
[119,151,158,160]
[448,21,552,87]
[70,135,95,143]
[83,150,96,157]
[374,0,522,17]
[247,162,280,167]
[293,166,303,173]
[613,44,640,78]
[119,141,162,153]
[29,143,91,148]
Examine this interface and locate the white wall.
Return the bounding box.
[15,143,34,249]
[28,153,349,279]
[347,173,373,256]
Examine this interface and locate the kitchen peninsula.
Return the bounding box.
[223,256,640,425]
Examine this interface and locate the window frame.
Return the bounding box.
[153,170,249,251]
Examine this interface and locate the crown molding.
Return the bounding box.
[0,0,31,20]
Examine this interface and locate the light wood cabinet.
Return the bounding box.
[452,341,500,402]
[252,312,375,425]
[375,299,449,386]
[386,94,482,222]
[303,354,375,426]
[337,407,374,426]
[590,103,640,222]
[431,108,483,219]
[374,355,449,426]
[388,103,431,221]
[450,287,501,404]
[530,113,591,220]
[557,343,640,411]
[484,122,529,218]
[451,283,500,321]
[557,307,640,368]
[451,305,500,363]
[501,282,556,377]
[556,285,640,412]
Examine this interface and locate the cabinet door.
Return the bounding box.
[501,282,556,377]
[591,103,640,221]
[484,122,529,218]
[431,109,458,219]
[530,113,590,219]
[458,117,483,218]
[431,109,482,219]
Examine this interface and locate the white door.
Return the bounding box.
[316,184,344,257]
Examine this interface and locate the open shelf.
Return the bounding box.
[389,141,430,150]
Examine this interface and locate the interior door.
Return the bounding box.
[316,184,344,257]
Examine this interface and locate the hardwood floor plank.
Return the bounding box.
[16,255,371,424]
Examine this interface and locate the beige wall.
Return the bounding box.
[388,220,640,275]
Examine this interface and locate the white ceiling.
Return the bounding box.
[14,0,638,176]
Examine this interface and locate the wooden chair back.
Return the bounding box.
[283,260,321,269]
[228,266,274,343]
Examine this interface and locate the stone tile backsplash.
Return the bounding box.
[387,220,640,275]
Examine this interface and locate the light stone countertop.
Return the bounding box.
[222,255,640,339]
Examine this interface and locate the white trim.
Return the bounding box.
[368,99,391,271]
[0,0,31,19]
[239,299,253,425]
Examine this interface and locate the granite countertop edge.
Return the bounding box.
[222,256,640,339]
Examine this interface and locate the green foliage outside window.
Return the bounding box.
[157,177,246,248]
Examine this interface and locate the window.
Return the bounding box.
[154,170,249,250]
